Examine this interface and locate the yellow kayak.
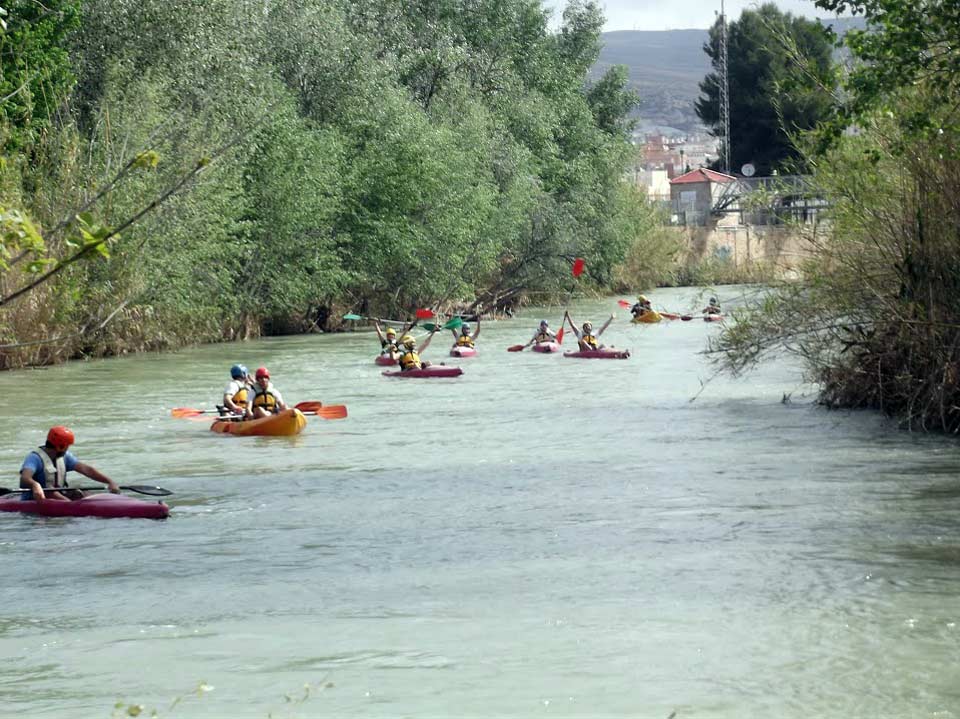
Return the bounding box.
[210,408,307,437]
[631,310,662,324]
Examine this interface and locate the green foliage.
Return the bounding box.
[0,0,655,365]
[696,3,835,174]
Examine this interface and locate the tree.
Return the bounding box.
[695,3,834,175]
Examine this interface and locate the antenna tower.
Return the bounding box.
[719,0,731,173]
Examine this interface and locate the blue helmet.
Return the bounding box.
[230,364,246,379]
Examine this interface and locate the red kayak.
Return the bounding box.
[382,367,464,378]
[375,355,398,366]
[0,493,169,519]
[531,342,561,353]
[450,346,477,358]
[563,348,631,359]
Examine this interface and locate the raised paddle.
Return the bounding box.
[422,318,463,332]
[0,485,173,497]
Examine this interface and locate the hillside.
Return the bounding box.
[596,18,866,134]
[594,29,710,133]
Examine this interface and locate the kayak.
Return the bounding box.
[450,346,477,358]
[375,355,397,366]
[0,493,169,519]
[564,348,631,359]
[531,342,561,353]
[704,314,724,322]
[631,311,663,324]
[211,408,307,437]
[382,367,464,378]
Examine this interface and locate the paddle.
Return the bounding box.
[172,400,329,419]
[507,344,525,352]
[343,310,434,322]
[422,318,463,332]
[0,485,173,497]
[556,258,585,346]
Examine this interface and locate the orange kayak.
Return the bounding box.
[210,408,307,437]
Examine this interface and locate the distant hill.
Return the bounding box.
[593,29,710,134]
[594,18,866,134]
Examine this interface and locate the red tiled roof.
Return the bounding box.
[669,168,737,185]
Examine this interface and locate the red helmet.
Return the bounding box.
[47,426,75,452]
[255,366,270,380]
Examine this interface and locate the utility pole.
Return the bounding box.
[719,0,731,174]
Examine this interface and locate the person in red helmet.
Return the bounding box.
[19,426,119,501]
[245,366,288,419]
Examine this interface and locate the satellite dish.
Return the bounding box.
[741,163,756,177]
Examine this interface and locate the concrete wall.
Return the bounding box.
[674,219,825,277]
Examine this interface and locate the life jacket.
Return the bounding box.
[534,331,552,343]
[381,337,398,353]
[231,384,248,405]
[456,334,474,347]
[399,348,422,370]
[582,333,599,349]
[252,385,281,414]
[704,306,721,315]
[31,446,67,488]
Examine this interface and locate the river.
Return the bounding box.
[2,288,959,718]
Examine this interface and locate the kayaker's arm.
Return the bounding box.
[472,316,480,340]
[374,320,387,343]
[19,468,47,501]
[597,314,614,336]
[419,328,438,353]
[74,462,120,493]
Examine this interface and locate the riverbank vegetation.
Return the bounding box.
[0,0,648,369]
[711,1,960,433]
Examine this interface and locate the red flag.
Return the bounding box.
[415,308,434,319]
[572,258,585,278]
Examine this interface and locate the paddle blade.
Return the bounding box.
[422,322,439,332]
[415,308,434,319]
[617,299,632,308]
[681,315,694,321]
[443,317,463,330]
[171,407,203,418]
[507,344,525,352]
[294,401,323,413]
[313,405,347,420]
[572,258,585,278]
[342,313,363,321]
[556,327,564,345]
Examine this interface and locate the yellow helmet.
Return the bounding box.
[637,294,649,303]
[386,327,397,337]
[401,334,415,348]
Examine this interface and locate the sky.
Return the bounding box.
[544,0,839,31]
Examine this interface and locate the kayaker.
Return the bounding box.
[19,426,119,501]
[374,322,402,360]
[565,311,613,351]
[451,318,480,349]
[522,319,557,349]
[220,364,251,416]
[398,330,438,371]
[630,294,653,320]
[703,297,722,315]
[246,366,289,419]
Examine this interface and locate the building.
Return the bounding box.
[669,168,740,226]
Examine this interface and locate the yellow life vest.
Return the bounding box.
[399,349,422,370]
[231,386,248,405]
[456,334,474,347]
[252,387,280,414]
[582,333,599,349]
[535,331,552,343]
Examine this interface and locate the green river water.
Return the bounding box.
[2,288,959,718]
